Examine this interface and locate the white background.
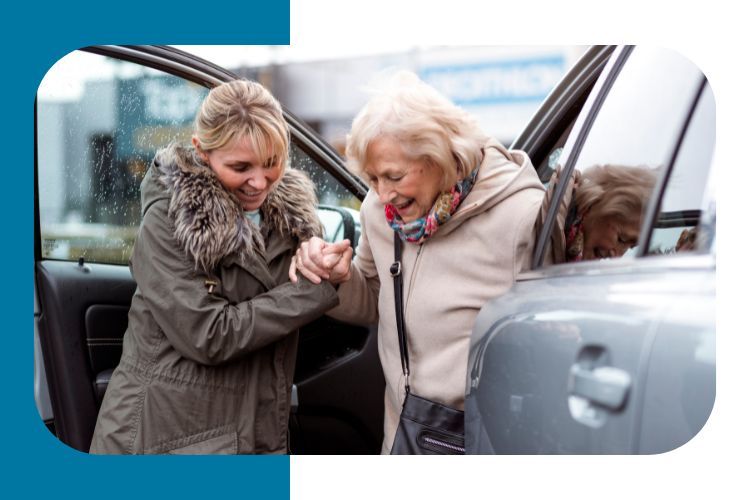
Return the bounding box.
[290,0,746,498]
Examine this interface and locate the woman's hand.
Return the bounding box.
[327,244,353,285]
[289,237,353,285]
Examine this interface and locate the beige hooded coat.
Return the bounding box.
[328,139,544,453]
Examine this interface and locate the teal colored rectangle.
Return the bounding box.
[5,1,290,499]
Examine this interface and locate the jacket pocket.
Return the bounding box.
[149,425,238,455]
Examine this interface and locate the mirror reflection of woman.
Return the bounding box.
[90,80,338,455]
[540,164,657,263]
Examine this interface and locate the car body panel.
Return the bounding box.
[467,255,715,453]
[638,267,715,453]
[467,264,660,453]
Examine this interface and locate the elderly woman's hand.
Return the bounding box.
[289,237,352,285]
[327,244,353,285]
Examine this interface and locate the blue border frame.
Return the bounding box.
[8,2,290,498]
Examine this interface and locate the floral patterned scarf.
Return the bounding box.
[385,166,479,244]
[565,202,587,262]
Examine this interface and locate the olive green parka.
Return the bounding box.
[89,145,338,454]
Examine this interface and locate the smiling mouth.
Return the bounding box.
[393,199,414,211]
[238,188,263,198]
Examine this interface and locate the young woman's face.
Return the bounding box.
[582,213,641,260]
[364,136,443,223]
[194,135,281,211]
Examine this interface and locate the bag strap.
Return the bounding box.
[390,232,410,391]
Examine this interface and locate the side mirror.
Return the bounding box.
[317,205,361,250]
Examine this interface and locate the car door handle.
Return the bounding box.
[568,364,631,411]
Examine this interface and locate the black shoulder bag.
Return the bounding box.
[389,233,465,455]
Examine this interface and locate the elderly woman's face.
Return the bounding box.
[365,136,443,222]
[582,214,641,260]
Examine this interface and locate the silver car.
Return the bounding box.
[465,45,715,454]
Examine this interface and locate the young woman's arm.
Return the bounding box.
[132,203,339,366]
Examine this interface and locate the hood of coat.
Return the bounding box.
[435,138,544,239]
[142,144,323,274]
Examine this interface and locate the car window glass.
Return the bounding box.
[37,51,362,263]
[647,84,715,255]
[550,47,704,265]
[37,50,208,265]
[290,143,361,243]
[575,47,703,170]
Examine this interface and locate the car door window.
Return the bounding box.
[574,48,703,170]
[547,47,706,264]
[37,50,209,266]
[289,143,361,243]
[647,83,715,255]
[38,50,362,264]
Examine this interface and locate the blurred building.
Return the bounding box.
[38,45,587,230]
[234,45,588,151]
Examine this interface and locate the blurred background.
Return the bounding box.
[178,45,587,152]
[40,44,587,151]
[36,45,587,263]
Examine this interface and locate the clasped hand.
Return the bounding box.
[289,236,353,285]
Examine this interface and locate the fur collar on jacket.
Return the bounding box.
[149,144,323,274]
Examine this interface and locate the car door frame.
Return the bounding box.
[527,44,634,270]
[527,45,710,274]
[510,44,616,173]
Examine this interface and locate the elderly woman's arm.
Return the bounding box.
[513,188,548,277]
[326,225,380,325]
[290,199,381,325]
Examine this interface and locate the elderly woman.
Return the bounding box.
[290,71,545,454]
[90,80,338,455]
[541,164,658,263]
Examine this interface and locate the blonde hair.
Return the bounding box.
[576,164,658,223]
[193,79,289,176]
[346,71,488,191]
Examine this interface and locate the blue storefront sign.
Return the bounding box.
[420,55,566,106]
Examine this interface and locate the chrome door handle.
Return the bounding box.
[568,364,631,410]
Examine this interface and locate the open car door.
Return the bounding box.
[34,45,384,453]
